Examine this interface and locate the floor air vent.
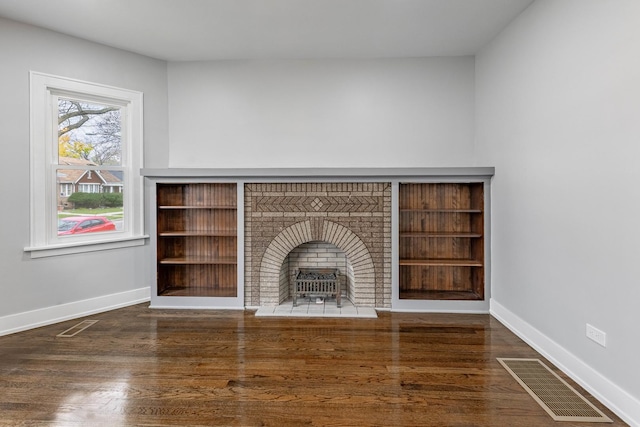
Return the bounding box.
[497,358,612,423]
[57,320,99,337]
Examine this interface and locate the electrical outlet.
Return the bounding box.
[586,324,606,347]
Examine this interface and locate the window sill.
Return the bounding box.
[25,235,149,258]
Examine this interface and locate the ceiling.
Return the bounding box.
[0,0,534,61]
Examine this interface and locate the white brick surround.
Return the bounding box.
[259,219,376,306]
[245,182,391,308]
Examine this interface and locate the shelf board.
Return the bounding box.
[399,290,483,301]
[399,209,482,213]
[158,287,237,297]
[159,231,237,237]
[158,205,237,210]
[399,259,483,267]
[400,232,482,238]
[159,257,237,265]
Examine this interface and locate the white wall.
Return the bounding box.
[476,0,640,423]
[167,57,475,168]
[0,17,169,332]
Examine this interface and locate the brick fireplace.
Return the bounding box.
[244,183,392,308]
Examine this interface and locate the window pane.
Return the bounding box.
[56,98,123,237]
[57,168,125,236]
[58,98,122,166]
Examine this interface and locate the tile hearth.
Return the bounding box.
[255,298,377,319]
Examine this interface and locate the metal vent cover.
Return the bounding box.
[497,358,612,423]
[57,320,99,337]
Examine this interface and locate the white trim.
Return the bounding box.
[391,178,491,313]
[28,71,144,251]
[0,287,150,337]
[147,178,245,309]
[149,295,246,309]
[391,181,399,306]
[392,307,489,314]
[141,166,495,180]
[236,181,245,306]
[490,298,640,427]
[25,235,148,258]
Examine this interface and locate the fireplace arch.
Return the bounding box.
[259,219,375,306]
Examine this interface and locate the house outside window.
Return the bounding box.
[59,183,73,197]
[77,183,102,193]
[27,72,146,257]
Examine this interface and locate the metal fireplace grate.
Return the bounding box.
[293,268,341,308]
[497,358,612,423]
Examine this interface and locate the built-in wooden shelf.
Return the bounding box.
[400,209,483,213]
[159,257,238,265]
[400,232,482,238]
[156,183,238,298]
[158,287,237,297]
[399,182,485,301]
[144,168,493,310]
[399,290,483,301]
[399,258,483,267]
[158,205,237,210]
[158,231,237,237]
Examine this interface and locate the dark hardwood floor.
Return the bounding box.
[0,304,626,426]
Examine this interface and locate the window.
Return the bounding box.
[59,183,73,197]
[77,183,102,193]
[27,72,146,257]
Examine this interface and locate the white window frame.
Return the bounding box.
[26,72,147,258]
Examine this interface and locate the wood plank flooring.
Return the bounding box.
[0,304,626,426]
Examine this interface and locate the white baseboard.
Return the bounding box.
[490,298,640,427]
[0,287,150,337]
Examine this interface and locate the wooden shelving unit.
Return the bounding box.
[156,183,237,297]
[399,183,484,300]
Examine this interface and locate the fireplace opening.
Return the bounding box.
[256,218,379,308]
[281,241,354,306]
